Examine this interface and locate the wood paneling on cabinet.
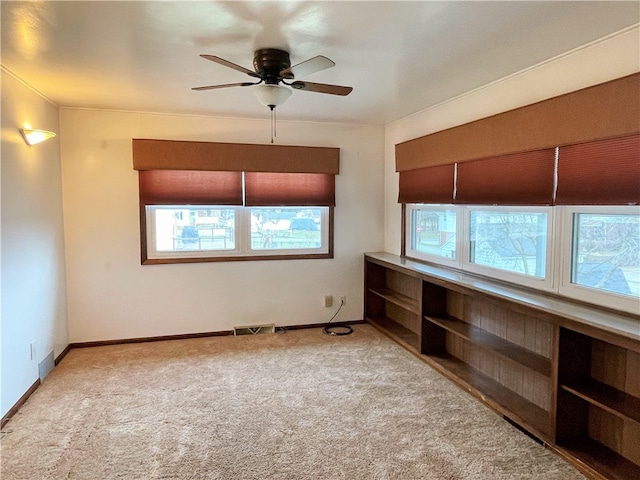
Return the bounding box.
[365,252,640,480]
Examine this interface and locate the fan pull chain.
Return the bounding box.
[270,107,277,144]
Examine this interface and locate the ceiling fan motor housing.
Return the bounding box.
[193,49,352,96]
[253,49,291,84]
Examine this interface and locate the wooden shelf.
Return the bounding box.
[364,253,640,480]
[561,379,640,425]
[369,287,420,314]
[426,315,551,376]
[424,352,552,439]
[367,315,419,352]
[558,438,640,480]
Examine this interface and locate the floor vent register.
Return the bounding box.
[233,324,276,336]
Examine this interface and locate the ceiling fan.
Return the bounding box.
[192,48,353,110]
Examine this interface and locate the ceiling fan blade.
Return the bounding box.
[290,81,353,96]
[192,82,257,91]
[200,54,260,78]
[280,55,335,79]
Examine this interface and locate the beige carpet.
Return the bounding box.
[1,324,585,479]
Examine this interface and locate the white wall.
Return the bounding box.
[60,110,384,342]
[1,69,69,417]
[384,27,640,254]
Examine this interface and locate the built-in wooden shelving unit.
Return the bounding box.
[364,252,640,480]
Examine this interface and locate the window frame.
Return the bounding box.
[144,206,241,261]
[404,203,640,315]
[247,206,331,257]
[461,205,555,292]
[557,205,640,315]
[141,205,333,264]
[404,204,462,267]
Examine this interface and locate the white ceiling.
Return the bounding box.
[1,1,638,125]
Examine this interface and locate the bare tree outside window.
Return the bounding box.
[470,211,548,278]
[573,214,640,297]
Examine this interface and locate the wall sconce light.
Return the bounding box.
[19,128,57,146]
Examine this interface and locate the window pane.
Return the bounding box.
[149,206,236,251]
[469,211,547,278]
[572,213,640,298]
[250,207,324,251]
[410,208,457,259]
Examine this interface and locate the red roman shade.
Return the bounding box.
[244,172,335,206]
[555,134,640,205]
[455,149,556,205]
[139,170,243,205]
[398,164,455,204]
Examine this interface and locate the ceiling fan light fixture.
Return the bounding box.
[253,84,292,110]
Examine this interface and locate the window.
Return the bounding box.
[145,205,330,261]
[406,205,459,264]
[572,213,638,295]
[399,133,639,314]
[466,208,551,287]
[406,204,640,314]
[132,139,340,264]
[146,207,237,258]
[249,207,326,252]
[559,206,640,314]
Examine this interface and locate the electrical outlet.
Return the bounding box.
[30,341,36,361]
[340,296,347,305]
[323,295,333,307]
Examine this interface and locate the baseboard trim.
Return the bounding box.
[55,344,73,365]
[1,379,41,429]
[68,320,366,349]
[69,329,234,349]
[284,319,366,331]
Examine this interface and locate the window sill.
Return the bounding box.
[142,252,333,265]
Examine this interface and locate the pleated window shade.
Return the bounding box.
[555,134,640,205]
[395,74,639,172]
[134,139,339,207]
[138,170,243,205]
[245,172,335,206]
[398,164,455,204]
[455,149,556,205]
